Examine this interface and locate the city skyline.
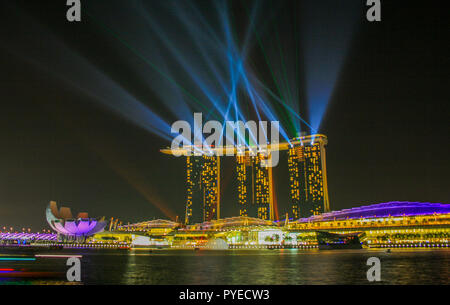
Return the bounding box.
[0,0,448,290]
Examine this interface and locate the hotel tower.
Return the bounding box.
[236,153,274,220]
[161,133,329,223]
[287,135,330,218]
[185,155,220,224]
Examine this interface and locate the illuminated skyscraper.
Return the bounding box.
[236,153,273,220]
[160,133,328,223]
[288,146,304,219]
[185,155,220,225]
[287,135,329,218]
[236,155,251,217]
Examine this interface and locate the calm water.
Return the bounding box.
[0,248,449,285]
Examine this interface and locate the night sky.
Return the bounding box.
[0,0,448,230]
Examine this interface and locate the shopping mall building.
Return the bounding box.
[93,201,450,249]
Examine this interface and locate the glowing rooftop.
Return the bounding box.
[160,134,327,156]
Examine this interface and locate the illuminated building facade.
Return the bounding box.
[161,134,329,221]
[236,153,273,220]
[288,135,329,218]
[185,155,220,225]
[24,201,446,249]
[46,201,107,242]
[288,201,450,248]
[118,219,180,234]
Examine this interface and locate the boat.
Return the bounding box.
[316,231,364,250]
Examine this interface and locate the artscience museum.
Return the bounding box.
[46,201,107,242]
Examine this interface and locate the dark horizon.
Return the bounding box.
[0,0,448,230]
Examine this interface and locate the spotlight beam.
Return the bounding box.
[86,11,219,120]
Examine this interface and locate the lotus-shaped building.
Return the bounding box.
[46,201,107,241]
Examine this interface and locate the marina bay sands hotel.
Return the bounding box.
[161,134,329,225]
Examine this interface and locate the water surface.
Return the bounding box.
[0,248,448,285]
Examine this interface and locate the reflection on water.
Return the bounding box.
[0,248,449,285]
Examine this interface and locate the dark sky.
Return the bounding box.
[0,0,448,230]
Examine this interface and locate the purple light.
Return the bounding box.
[297,201,450,223]
[51,219,105,236]
[46,202,107,237]
[0,232,57,241]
